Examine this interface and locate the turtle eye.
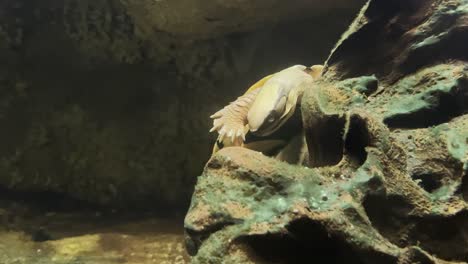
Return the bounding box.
[267,112,276,123]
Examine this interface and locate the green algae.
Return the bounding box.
[430,182,460,201]
[340,75,378,96]
[428,119,468,164]
[411,33,447,50]
[446,128,468,162]
[384,95,432,118]
[383,65,463,121]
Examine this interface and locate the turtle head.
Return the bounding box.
[247,82,296,136]
[247,64,319,137]
[306,65,324,79]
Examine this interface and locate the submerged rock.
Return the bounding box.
[185,0,468,263]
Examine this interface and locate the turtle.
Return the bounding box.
[209,64,323,161]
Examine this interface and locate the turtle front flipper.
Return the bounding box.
[210,88,260,144]
[210,75,273,153]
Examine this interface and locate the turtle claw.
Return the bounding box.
[218,127,227,141]
[210,122,222,133]
[230,131,236,143]
[210,110,223,119]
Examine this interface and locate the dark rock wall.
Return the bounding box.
[0,0,363,208]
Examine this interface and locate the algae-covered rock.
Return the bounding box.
[185,0,468,263]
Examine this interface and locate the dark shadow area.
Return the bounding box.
[363,193,468,261]
[400,22,468,74]
[0,185,101,213]
[246,8,359,78]
[240,218,364,264]
[0,185,185,244]
[0,184,187,215]
[363,194,414,236]
[327,0,433,80]
[365,0,424,21]
[411,212,468,261]
[363,194,413,249]
[306,115,346,167]
[462,169,468,202]
[344,115,370,167]
[411,173,443,193]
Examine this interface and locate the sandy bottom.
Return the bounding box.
[0,190,190,264]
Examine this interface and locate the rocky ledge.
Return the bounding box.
[185,0,468,263]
